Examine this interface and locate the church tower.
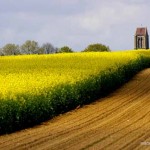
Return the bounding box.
[134,27,149,49]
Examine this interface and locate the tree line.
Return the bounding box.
[0,40,74,56]
[0,40,110,56]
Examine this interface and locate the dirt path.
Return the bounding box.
[1,69,150,150]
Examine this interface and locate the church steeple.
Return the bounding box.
[134,27,149,49]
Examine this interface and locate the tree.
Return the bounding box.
[0,48,4,56]
[83,43,110,52]
[58,46,73,53]
[2,43,20,55]
[21,40,39,54]
[42,43,57,54]
[37,47,45,54]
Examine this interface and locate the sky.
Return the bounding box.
[0,0,150,51]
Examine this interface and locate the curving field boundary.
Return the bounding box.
[0,68,150,150]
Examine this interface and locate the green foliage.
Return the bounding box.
[58,46,73,53]
[0,51,150,134]
[83,43,110,52]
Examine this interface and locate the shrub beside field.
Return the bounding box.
[0,50,150,134]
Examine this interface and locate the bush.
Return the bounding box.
[83,43,110,52]
[58,46,73,53]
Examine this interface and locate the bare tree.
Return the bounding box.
[42,43,57,54]
[37,47,45,54]
[2,44,20,55]
[21,40,39,54]
[0,48,4,56]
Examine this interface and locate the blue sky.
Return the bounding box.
[0,0,150,51]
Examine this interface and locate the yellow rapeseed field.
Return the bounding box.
[1,50,150,134]
[0,51,141,100]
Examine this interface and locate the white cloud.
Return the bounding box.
[0,0,150,51]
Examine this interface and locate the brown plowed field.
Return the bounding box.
[1,69,150,150]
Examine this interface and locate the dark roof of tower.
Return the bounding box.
[135,27,148,36]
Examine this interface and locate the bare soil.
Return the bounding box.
[1,69,150,150]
